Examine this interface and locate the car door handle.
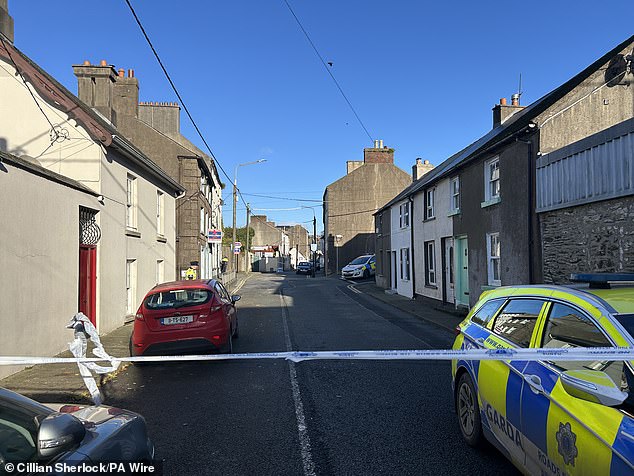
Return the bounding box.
[524,374,544,394]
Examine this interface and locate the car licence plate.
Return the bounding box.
[161,315,194,325]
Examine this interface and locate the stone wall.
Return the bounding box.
[540,196,634,283]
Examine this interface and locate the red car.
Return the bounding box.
[130,279,240,357]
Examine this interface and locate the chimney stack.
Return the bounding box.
[73,60,118,123]
[412,158,434,181]
[0,0,15,43]
[138,101,181,134]
[492,95,526,128]
[364,140,394,164]
[113,66,139,119]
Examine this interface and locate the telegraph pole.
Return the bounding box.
[232,177,237,272]
[312,216,316,278]
[245,203,251,273]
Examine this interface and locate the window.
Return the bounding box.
[484,157,500,201]
[471,298,506,327]
[156,191,164,236]
[399,202,410,228]
[450,177,460,212]
[126,174,137,229]
[424,241,436,285]
[200,207,205,234]
[156,260,164,285]
[487,232,501,286]
[400,248,410,280]
[126,259,137,315]
[493,299,546,347]
[425,188,435,220]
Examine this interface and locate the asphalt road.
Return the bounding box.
[105,273,518,475]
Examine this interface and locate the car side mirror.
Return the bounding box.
[231,295,241,304]
[38,412,86,459]
[560,369,627,407]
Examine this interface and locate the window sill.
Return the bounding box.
[425,284,438,290]
[480,196,501,208]
[423,216,436,222]
[125,228,141,238]
[156,235,167,243]
[481,284,500,291]
[447,209,461,217]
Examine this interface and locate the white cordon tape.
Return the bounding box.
[3,346,634,366]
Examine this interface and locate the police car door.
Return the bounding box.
[522,300,633,475]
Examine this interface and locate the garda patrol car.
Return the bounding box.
[452,273,634,475]
[341,254,376,279]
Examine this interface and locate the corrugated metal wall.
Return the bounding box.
[537,121,634,212]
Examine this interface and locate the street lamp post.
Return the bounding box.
[232,159,266,273]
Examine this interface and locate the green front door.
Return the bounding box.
[455,236,469,308]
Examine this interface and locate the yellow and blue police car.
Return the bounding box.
[452,273,634,475]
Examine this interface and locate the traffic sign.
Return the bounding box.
[234,241,242,247]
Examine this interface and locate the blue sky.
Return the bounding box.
[9,1,632,234]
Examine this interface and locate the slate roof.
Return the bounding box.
[376,34,634,215]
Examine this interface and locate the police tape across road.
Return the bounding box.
[3,313,634,404]
[3,346,634,367]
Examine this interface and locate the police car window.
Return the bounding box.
[540,303,622,382]
[493,299,545,347]
[471,298,505,327]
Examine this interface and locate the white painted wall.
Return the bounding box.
[0,160,102,379]
[413,178,454,302]
[389,199,413,298]
[0,56,177,336]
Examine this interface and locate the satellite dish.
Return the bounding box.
[605,53,628,87]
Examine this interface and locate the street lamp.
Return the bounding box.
[335,234,343,276]
[233,159,266,273]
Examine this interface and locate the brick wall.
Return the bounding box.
[540,196,634,283]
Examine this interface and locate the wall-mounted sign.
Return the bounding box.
[208,229,222,243]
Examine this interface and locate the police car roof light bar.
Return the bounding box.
[570,273,634,289]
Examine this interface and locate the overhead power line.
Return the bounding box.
[282,0,374,143]
[123,0,249,208]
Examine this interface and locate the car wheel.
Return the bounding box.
[221,332,233,354]
[456,372,483,447]
[363,269,370,279]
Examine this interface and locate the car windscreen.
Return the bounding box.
[298,262,311,266]
[615,314,634,340]
[349,257,370,265]
[144,288,212,310]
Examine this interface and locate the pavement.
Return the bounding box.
[0,272,464,403]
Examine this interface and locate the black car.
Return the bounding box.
[296,261,313,275]
[0,387,154,470]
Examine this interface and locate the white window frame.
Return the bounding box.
[487,232,501,286]
[200,207,205,234]
[400,248,410,281]
[450,177,460,212]
[126,259,137,315]
[425,188,435,219]
[126,174,137,229]
[156,190,164,236]
[399,202,410,228]
[484,157,500,202]
[425,241,436,285]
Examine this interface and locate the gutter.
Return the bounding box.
[111,135,185,197]
[409,195,416,297]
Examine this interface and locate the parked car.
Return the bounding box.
[0,387,153,467]
[130,279,240,357]
[341,254,376,279]
[296,261,313,275]
[452,273,634,475]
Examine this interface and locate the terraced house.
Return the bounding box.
[375,35,634,310]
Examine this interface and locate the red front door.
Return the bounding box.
[79,245,97,326]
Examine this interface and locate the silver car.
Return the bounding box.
[0,387,153,469]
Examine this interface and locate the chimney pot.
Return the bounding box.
[118,68,125,77]
[500,97,507,106]
[416,158,422,164]
[511,93,520,106]
[99,59,107,67]
[424,159,430,165]
[374,140,379,148]
[83,60,91,66]
[379,139,384,148]
[128,69,134,78]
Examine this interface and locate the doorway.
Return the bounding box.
[79,245,97,326]
[442,237,455,305]
[455,236,469,308]
[391,250,397,290]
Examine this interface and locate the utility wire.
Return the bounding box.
[282,0,374,143]
[123,0,249,208]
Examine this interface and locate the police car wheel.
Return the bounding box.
[456,373,482,447]
[363,269,369,279]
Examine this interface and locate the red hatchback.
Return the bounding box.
[130,279,240,356]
